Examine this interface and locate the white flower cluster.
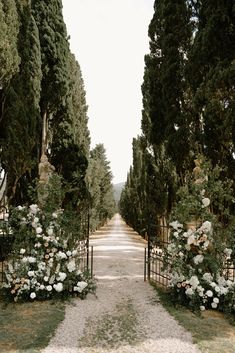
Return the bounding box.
[3,205,90,302]
[167,218,235,311]
[172,272,235,310]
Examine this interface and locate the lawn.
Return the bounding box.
[0,300,65,353]
[155,285,235,353]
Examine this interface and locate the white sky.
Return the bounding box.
[62,0,154,184]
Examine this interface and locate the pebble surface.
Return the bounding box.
[41,214,201,353]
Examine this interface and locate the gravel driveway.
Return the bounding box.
[42,214,201,353]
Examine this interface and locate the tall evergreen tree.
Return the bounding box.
[187,0,235,177]
[86,144,115,230]
[142,0,192,176]
[0,2,42,204]
[51,53,90,209]
[31,0,70,155]
[0,0,20,88]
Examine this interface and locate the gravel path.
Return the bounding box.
[42,214,201,353]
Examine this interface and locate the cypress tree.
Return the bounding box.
[31,0,70,155]
[51,53,90,209]
[188,0,235,177]
[0,2,42,204]
[0,0,20,87]
[142,0,192,176]
[86,144,115,229]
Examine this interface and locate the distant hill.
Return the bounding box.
[113,182,125,205]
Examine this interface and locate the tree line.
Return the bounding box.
[120,0,235,236]
[0,0,115,229]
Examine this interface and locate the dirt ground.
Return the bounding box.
[42,214,200,353]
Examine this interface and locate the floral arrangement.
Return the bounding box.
[1,204,96,302]
[164,156,235,313]
[167,220,234,312]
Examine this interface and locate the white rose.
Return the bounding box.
[76,281,88,293]
[211,302,217,309]
[53,283,63,292]
[20,248,26,255]
[46,285,53,292]
[206,290,213,297]
[28,256,36,263]
[202,198,210,208]
[200,305,205,311]
[28,271,35,277]
[47,228,54,236]
[57,272,67,282]
[185,287,194,296]
[36,227,42,234]
[30,292,36,299]
[213,297,219,304]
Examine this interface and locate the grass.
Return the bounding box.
[153,284,235,353]
[0,300,65,353]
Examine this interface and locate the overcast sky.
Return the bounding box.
[62,0,154,184]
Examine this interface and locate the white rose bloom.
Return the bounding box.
[52,212,58,218]
[187,234,196,245]
[28,256,36,263]
[43,276,49,282]
[53,282,63,292]
[189,276,199,289]
[193,255,204,265]
[29,204,39,214]
[30,292,36,299]
[39,284,45,290]
[22,257,28,263]
[28,270,35,277]
[214,286,220,293]
[211,302,217,309]
[169,221,183,231]
[200,305,205,311]
[220,287,228,295]
[36,227,42,234]
[203,272,213,283]
[201,221,212,233]
[47,228,54,236]
[76,281,88,293]
[66,251,72,257]
[46,285,53,292]
[206,290,213,297]
[57,272,67,282]
[67,259,76,272]
[17,205,24,210]
[213,297,219,304]
[57,251,67,260]
[20,248,26,254]
[185,287,194,296]
[72,250,78,256]
[202,198,210,208]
